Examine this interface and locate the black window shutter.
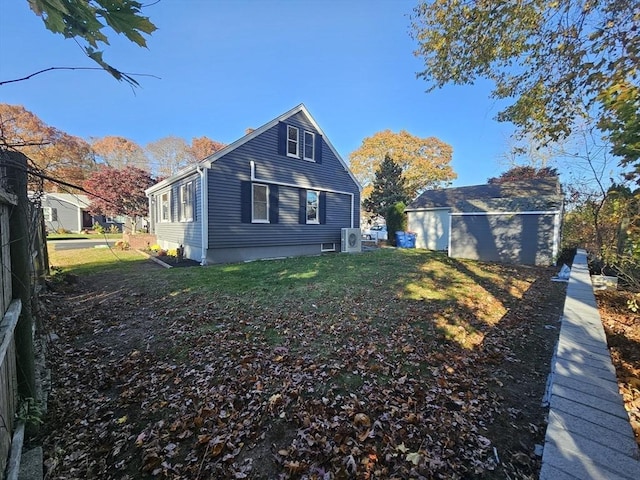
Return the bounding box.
[319,191,326,224]
[269,185,279,224]
[278,122,286,156]
[315,134,323,164]
[299,189,307,224]
[240,181,252,223]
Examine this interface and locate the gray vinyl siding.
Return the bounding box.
[151,173,202,255]
[207,115,359,250]
[43,198,81,232]
[450,213,556,265]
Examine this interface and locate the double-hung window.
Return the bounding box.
[306,190,319,224]
[252,184,269,223]
[287,125,299,157]
[42,207,56,222]
[159,192,170,222]
[303,131,315,161]
[180,181,194,222]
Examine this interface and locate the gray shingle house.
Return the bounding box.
[145,104,361,265]
[405,178,563,265]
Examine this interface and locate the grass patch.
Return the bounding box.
[47,233,122,240]
[48,245,147,276]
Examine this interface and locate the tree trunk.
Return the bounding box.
[6,151,36,399]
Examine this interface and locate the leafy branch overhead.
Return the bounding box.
[27,0,157,86]
[411,0,639,155]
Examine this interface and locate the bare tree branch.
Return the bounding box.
[0,67,160,86]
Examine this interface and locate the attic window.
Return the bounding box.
[303,131,315,161]
[287,125,299,157]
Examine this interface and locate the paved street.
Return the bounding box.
[47,239,116,250]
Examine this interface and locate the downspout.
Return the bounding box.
[552,208,562,263]
[197,165,208,265]
[350,193,355,228]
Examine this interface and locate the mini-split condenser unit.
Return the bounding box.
[341,228,361,253]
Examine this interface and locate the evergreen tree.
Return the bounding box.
[363,154,410,218]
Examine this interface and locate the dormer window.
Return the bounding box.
[287,125,299,157]
[303,131,315,161]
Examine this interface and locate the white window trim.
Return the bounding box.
[180,181,194,222]
[42,207,53,222]
[306,190,319,224]
[287,125,299,158]
[303,131,315,161]
[321,242,336,252]
[252,183,269,223]
[159,191,171,223]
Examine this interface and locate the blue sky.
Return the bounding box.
[0,0,517,187]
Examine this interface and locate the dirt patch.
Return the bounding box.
[596,289,640,446]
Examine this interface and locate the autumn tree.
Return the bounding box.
[92,135,149,171]
[364,155,410,218]
[146,136,195,178]
[84,165,155,229]
[1,0,157,87]
[411,0,638,153]
[349,130,455,200]
[598,82,640,185]
[488,166,559,184]
[189,136,226,161]
[0,103,96,190]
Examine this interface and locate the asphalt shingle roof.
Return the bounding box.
[407,177,563,213]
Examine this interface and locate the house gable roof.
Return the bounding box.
[406,177,563,213]
[146,104,361,194]
[45,193,92,209]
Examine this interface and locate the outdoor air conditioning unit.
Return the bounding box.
[341,228,362,253]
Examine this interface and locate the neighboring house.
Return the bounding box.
[40,193,124,233]
[145,104,362,265]
[406,178,563,265]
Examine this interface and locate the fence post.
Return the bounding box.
[5,151,36,399]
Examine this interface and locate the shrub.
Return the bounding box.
[386,201,407,246]
[166,248,178,258]
[108,224,120,234]
[149,244,162,252]
[114,240,130,250]
[93,223,105,234]
[56,227,70,234]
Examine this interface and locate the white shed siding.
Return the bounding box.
[407,209,450,250]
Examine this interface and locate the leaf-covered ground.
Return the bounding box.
[37,249,567,479]
[596,290,640,446]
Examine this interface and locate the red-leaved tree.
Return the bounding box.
[84,166,155,230]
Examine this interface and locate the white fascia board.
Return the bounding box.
[404,207,451,212]
[145,165,200,195]
[450,210,561,216]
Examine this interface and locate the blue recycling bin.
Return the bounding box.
[406,232,416,248]
[395,231,408,248]
[396,231,416,248]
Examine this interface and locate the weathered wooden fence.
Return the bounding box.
[0,178,20,479]
[0,150,47,478]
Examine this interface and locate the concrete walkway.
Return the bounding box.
[540,249,639,479]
